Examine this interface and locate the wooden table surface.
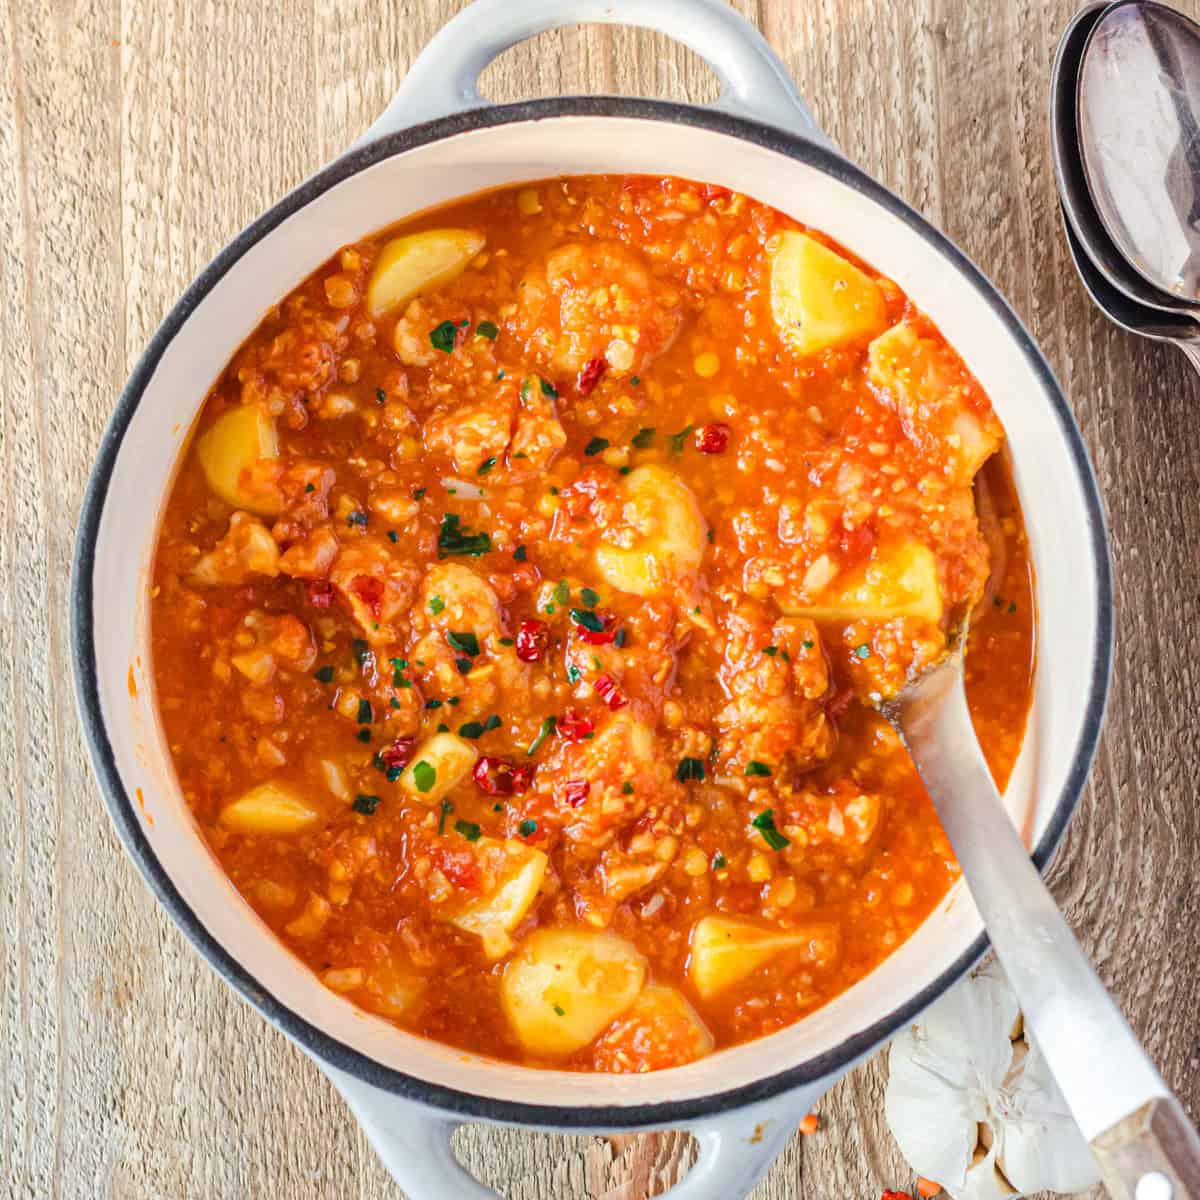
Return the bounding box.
[4,1,1199,1196]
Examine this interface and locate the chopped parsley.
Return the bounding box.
[580,587,600,609]
[570,608,605,633]
[425,698,443,710]
[668,424,695,455]
[436,722,450,732]
[455,657,473,675]
[518,818,538,837]
[375,387,387,404]
[314,666,334,683]
[751,809,789,851]
[493,803,504,812]
[389,698,401,709]
[429,595,445,615]
[437,512,492,559]
[304,482,315,493]
[553,580,570,606]
[496,370,505,380]
[387,530,398,543]
[483,714,502,732]
[712,853,727,870]
[413,761,437,794]
[498,636,514,647]
[391,658,412,688]
[455,819,482,842]
[429,320,458,353]
[540,377,557,398]
[630,375,641,386]
[803,640,815,649]
[614,627,628,648]
[854,643,872,659]
[356,729,372,744]
[1008,601,1018,614]
[446,631,481,657]
[763,646,779,657]
[566,665,581,683]
[347,510,368,528]
[448,696,461,706]
[352,794,381,815]
[437,797,452,832]
[745,760,772,777]
[527,716,557,755]
[584,436,609,456]
[476,320,499,340]
[552,1004,566,1016]
[621,781,634,795]
[356,699,373,724]
[631,427,656,449]
[619,465,632,475]
[458,720,486,739]
[477,457,497,476]
[413,487,426,500]
[676,757,706,783]
[513,544,527,562]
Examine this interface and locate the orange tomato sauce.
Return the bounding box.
[150,175,1034,1070]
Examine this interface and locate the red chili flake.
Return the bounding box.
[557,707,595,742]
[563,779,590,808]
[701,183,731,201]
[577,357,607,396]
[881,1192,914,1200]
[379,738,415,770]
[695,422,731,454]
[593,673,628,711]
[838,520,876,564]
[575,613,618,645]
[473,756,534,796]
[828,685,854,721]
[435,848,482,892]
[516,617,550,663]
[349,574,385,617]
[306,580,334,608]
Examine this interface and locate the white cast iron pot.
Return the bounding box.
[70,2,1113,1196]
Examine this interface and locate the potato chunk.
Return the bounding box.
[399,732,478,805]
[501,928,647,1056]
[219,782,318,834]
[448,838,548,959]
[195,404,280,515]
[594,465,707,597]
[689,916,839,998]
[366,228,485,317]
[769,231,887,357]
[591,984,714,1072]
[868,322,1001,484]
[781,541,942,625]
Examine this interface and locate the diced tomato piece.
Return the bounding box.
[306,580,334,608]
[380,738,415,770]
[516,618,550,663]
[695,423,730,454]
[838,520,876,564]
[473,756,534,796]
[577,357,607,396]
[557,707,595,742]
[434,847,482,892]
[563,779,590,808]
[350,574,385,617]
[593,673,627,711]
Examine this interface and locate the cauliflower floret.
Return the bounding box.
[514,241,684,382]
[190,512,280,586]
[329,539,419,642]
[510,384,566,471]
[423,388,515,475]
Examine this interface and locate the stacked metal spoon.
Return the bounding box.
[1051,0,1200,368]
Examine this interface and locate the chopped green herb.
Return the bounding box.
[430,595,445,615]
[437,512,492,559]
[455,657,473,675]
[614,627,628,648]
[357,699,373,724]
[304,482,315,493]
[745,760,772,777]
[347,510,368,528]
[356,729,372,744]
[498,636,514,647]
[386,529,398,543]
[584,436,609,456]
[803,640,815,649]
[580,587,600,609]
[621,781,634,795]
[553,580,570,606]
[391,657,411,688]
[413,487,427,500]
[668,424,695,455]
[375,387,387,404]
[712,853,727,870]
[527,716,557,755]
[518,818,538,837]
[631,427,656,449]
[540,377,557,398]
[353,794,381,815]
[570,608,605,633]
[437,722,449,732]
[448,696,461,706]
[477,457,497,476]
[751,809,789,850]
[493,803,504,812]
[425,698,443,710]
[458,721,486,739]
[446,631,481,657]
[429,320,458,353]
[496,370,506,380]
[763,646,779,657]
[389,699,401,710]
[591,654,602,671]
[513,544,527,562]
[483,714,502,732]
[1008,601,1018,614]
[549,486,559,496]
[455,819,482,842]
[707,528,715,543]
[476,320,499,341]
[437,798,453,833]
[566,665,581,683]
[854,643,872,659]
[314,666,334,683]
[413,761,437,794]
[993,596,1003,608]
[552,1004,566,1016]
[676,756,706,783]
[619,466,632,475]
[630,375,641,386]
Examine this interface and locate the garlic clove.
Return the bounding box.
[960,1140,1017,1200]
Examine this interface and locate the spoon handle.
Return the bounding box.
[1174,338,1200,379]
[887,654,1200,1199]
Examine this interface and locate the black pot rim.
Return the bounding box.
[70,95,1113,1129]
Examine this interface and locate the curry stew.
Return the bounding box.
[151,176,1034,1072]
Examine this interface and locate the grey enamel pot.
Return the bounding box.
[70,1,1113,1195]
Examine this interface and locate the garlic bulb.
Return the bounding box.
[885,961,1099,1198]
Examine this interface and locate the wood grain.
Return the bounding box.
[3,1,1198,1196]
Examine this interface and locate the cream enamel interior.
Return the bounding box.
[91,115,1095,1112]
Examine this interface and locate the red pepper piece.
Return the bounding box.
[563,779,590,808]
[593,673,628,711]
[516,617,550,663]
[577,357,607,396]
[379,738,415,770]
[557,707,595,742]
[574,612,617,645]
[306,580,334,608]
[473,756,534,796]
[695,422,730,454]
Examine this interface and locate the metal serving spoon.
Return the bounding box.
[1056,1,1200,333]
[880,632,1200,1199]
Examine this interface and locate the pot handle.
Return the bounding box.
[355,0,829,148]
[324,1062,828,1199]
